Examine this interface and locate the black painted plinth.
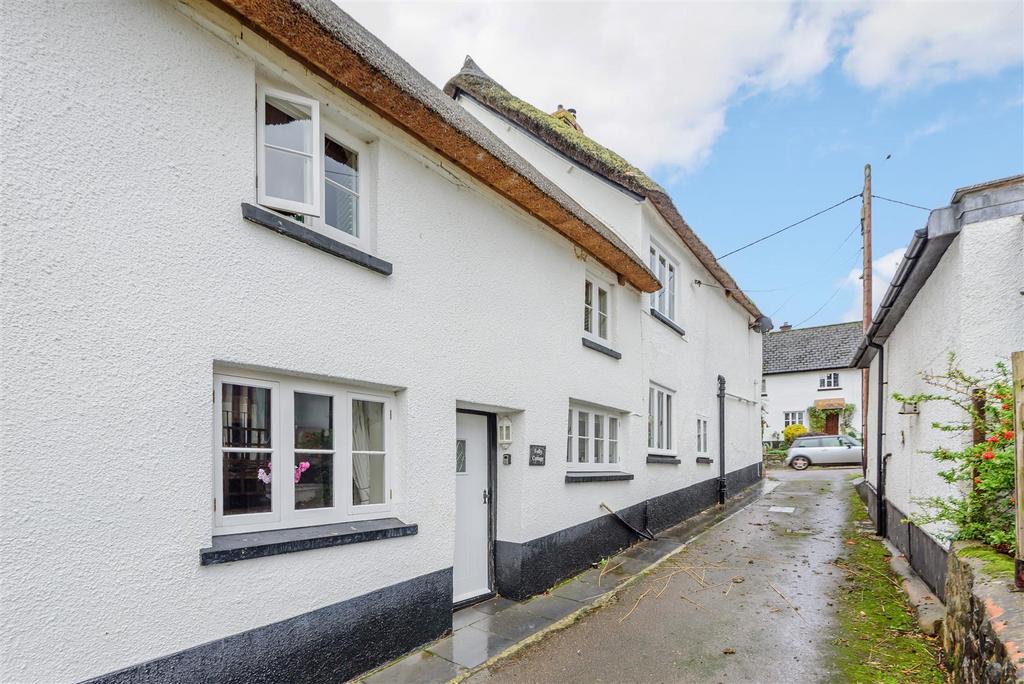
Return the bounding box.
[497,461,763,600]
[86,567,452,684]
[855,480,949,601]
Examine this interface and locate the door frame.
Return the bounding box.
[453,409,497,611]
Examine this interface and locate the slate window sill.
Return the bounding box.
[241,203,393,276]
[200,517,417,565]
[647,454,681,465]
[565,471,634,483]
[649,308,686,337]
[581,337,622,360]
[817,387,843,391]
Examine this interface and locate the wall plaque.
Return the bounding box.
[529,445,546,466]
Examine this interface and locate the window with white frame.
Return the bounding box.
[649,242,677,320]
[583,275,612,342]
[784,411,805,427]
[647,384,674,453]
[696,418,709,454]
[567,403,621,469]
[214,372,392,534]
[819,372,840,389]
[257,85,370,248]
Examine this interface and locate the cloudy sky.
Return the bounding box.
[344,0,1023,327]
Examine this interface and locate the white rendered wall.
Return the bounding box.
[762,368,863,440]
[458,95,765,519]
[864,214,1024,544]
[1,2,760,681]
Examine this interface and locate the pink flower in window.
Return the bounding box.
[294,461,311,483]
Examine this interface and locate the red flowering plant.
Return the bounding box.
[893,354,1017,555]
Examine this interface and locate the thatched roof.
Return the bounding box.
[210,0,659,292]
[444,56,763,319]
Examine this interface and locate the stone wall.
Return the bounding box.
[943,542,1024,683]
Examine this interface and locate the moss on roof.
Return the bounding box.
[444,57,763,320]
[445,58,661,195]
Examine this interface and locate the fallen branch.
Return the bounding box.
[619,588,652,623]
[680,594,711,612]
[598,560,624,587]
[768,582,808,624]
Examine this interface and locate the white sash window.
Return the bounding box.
[213,372,392,534]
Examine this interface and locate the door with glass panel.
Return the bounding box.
[454,412,491,604]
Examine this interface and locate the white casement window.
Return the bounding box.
[567,403,621,470]
[819,372,840,389]
[647,384,674,454]
[649,242,678,321]
[213,372,392,534]
[784,411,805,427]
[583,274,612,342]
[257,85,370,248]
[696,418,709,454]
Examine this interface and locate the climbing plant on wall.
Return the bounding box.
[805,404,857,434]
[893,354,1016,555]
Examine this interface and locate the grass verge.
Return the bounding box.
[957,545,1016,579]
[832,487,947,683]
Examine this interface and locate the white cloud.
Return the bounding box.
[342,1,1022,172]
[843,1,1024,92]
[343,1,843,171]
[840,246,907,322]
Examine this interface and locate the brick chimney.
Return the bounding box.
[780,322,792,331]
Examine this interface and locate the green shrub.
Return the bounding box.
[894,354,1017,555]
[783,423,807,444]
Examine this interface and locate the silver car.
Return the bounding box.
[785,435,862,470]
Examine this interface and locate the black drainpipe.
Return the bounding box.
[868,342,886,537]
[718,375,727,505]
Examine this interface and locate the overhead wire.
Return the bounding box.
[788,249,864,327]
[871,194,930,211]
[715,193,861,260]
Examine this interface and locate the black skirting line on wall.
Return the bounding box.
[84,567,453,684]
[855,481,948,601]
[496,462,763,601]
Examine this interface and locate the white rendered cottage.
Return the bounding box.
[761,321,864,443]
[1,2,764,682]
[854,175,1024,600]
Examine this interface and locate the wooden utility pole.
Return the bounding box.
[1012,351,1023,589]
[861,165,872,474]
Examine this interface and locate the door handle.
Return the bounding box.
[482,489,490,505]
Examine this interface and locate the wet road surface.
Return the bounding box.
[465,468,857,684]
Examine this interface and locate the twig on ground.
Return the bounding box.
[680,594,711,612]
[619,587,652,623]
[769,582,808,623]
[598,560,623,587]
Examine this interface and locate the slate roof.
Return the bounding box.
[763,321,863,374]
[213,0,659,292]
[443,57,763,319]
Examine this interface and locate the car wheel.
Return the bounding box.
[790,456,810,470]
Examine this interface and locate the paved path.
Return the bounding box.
[464,468,856,684]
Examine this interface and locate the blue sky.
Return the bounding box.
[348,1,1024,328]
[667,63,1024,327]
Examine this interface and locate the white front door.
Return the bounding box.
[454,412,490,604]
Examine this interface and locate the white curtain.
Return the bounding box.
[352,400,378,505]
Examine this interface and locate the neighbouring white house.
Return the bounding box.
[1,2,767,683]
[853,175,1024,601]
[761,321,863,442]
